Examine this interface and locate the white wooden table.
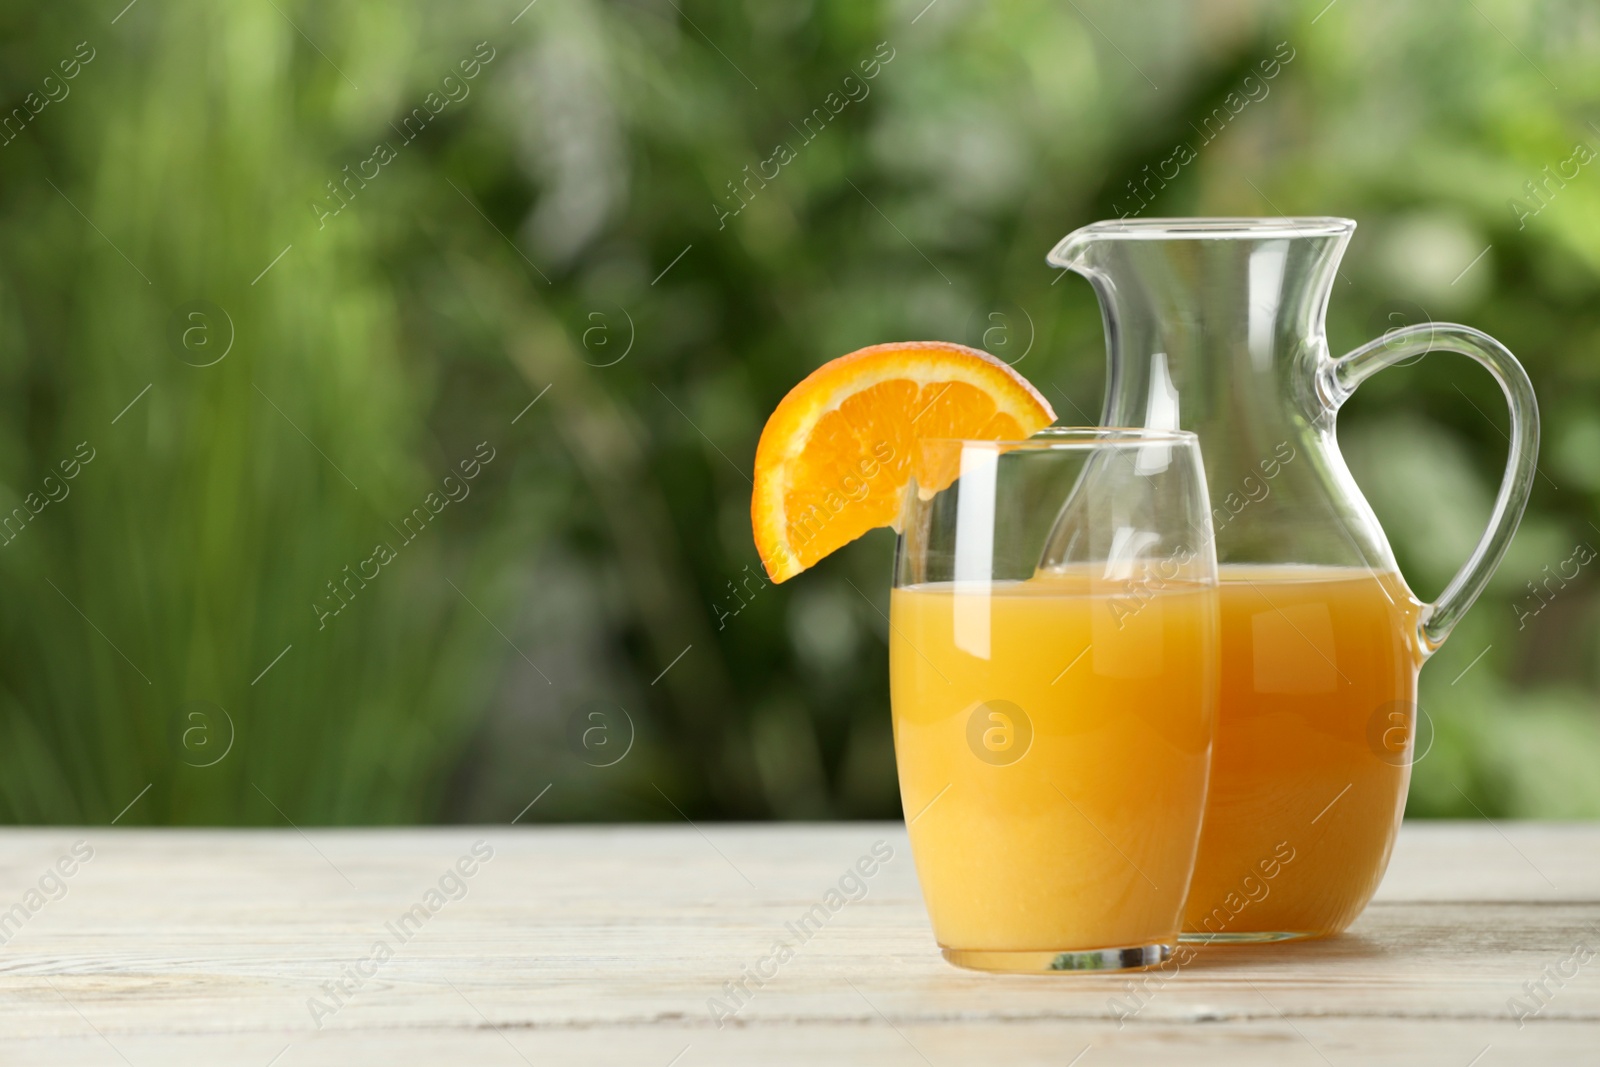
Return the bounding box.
[0,822,1594,1064]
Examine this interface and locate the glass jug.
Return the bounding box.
[1045,218,1539,940]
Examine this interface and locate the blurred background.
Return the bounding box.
[0,0,1596,825]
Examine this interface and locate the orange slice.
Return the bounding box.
[752,341,1055,583]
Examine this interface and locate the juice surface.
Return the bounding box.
[890,575,1216,953]
[1183,565,1424,939]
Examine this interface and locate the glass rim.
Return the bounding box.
[921,426,1199,450]
[1055,216,1355,243]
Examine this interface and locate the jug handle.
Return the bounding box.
[1319,323,1540,654]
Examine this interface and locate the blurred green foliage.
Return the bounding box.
[0,0,1595,824]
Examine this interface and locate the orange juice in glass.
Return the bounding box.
[891,430,1219,972]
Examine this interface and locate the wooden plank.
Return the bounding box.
[0,822,1595,1064]
[0,1020,1591,1067]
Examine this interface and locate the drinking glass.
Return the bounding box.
[890,428,1219,973]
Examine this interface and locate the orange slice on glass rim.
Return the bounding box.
[752,341,1056,583]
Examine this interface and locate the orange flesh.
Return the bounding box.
[752,342,1053,583]
[783,380,1031,569]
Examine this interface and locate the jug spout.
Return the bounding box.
[1047,217,1355,437]
[1044,216,1377,571]
[1047,217,1356,271]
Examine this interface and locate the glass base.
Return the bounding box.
[1178,930,1314,944]
[942,943,1171,974]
